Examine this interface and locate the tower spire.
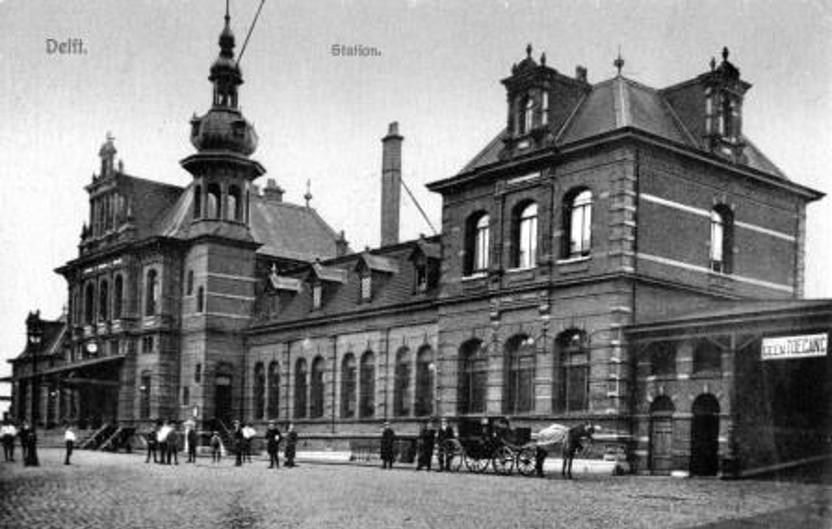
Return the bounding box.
[613,45,625,76]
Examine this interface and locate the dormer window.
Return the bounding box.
[416,261,428,293]
[360,274,372,302]
[312,283,322,311]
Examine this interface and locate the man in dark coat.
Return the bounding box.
[265,420,282,469]
[21,421,38,467]
[416,420,436,471]
[284,423,298,467]
[186,423,198,463]
[166,422,180,465]
[380,421,395,469]
[145,423,159,463]
[436,418,455,472]
[233,420,244,467]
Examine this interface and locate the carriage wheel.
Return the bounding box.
[491,445,515,475]
[516,446,538,476]
[464,452,490,473]
[442,439,463,472]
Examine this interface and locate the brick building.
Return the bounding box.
[7,16,829,477]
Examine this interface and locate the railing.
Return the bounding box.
[99,426,136,452]
[79,423,116,450]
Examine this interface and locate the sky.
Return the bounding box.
[0,0,830,405]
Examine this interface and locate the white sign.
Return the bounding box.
[761,333,827,360]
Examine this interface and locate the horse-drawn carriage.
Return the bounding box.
[439,417,595,477]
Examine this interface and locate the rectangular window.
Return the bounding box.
[541,91,549,126]
[475,222,489,272]
[182,386,190,406]
[140,376,151,419]
[360,275,372,302]
[195,363,202,383]
[142,336,154,354]
[312,285,322,310]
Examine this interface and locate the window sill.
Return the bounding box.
[461,272,487,281]
[505,266,536,274]
[556,255,591,265]
[556,255,591,274]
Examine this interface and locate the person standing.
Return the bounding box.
[265,420,282,469]
[416,420,436,471]
[186,424,198,463]
[242,422,256,463]
[284,423,298,468]
[145,422,159,464]
[157,420,171,464]
[232,420,244,467]
[436,418,455,472]
[166,422,180,465]
[380,421,395,470]
[64,424,76,465]
[21,421,38,467]
[210,431,222,464]
[1,420,17,462]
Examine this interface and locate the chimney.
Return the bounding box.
[263,178,284,202]
[380,121,403,247]
[336,230,349,257]
[575,65,588,83]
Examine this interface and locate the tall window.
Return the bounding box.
[113,275,123,319]
[458,339,488,414]
[98,280,109,321]
[341,354,357,418]
[359,351,375,418]
[84,283,95,324]
[267,361,280,418]
[139,372,151,419]
[393,348,411,417]
[186,270,194,296]
[311,284,322,311]
[228,185,242,221]
[563,189,593,258]
[206,184,221,219]
[360,275,372,302]
[555,330,589,413]
[193,185,202,219]
[196,286,205,313]
[541,91,549,126]
[465,212,490,276]
[523,94,534,133]
[514,202,538,269]
[649,342,676,377]
[253,362,265,420]
[145,269,158,316]
[414,346,434,417]
[710,206,733,274]
[310,357,325,418]
[505,335,535,414]
[294,358,308,418]
[693,340,722,374]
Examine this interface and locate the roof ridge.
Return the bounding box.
[120,173,184,190]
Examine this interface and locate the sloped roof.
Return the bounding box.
[310,262,348,284]
[13,319,66,361]
[356,252,399,274]
[457,76,787,179]
[120,174,184,240]
[155,182,341,262]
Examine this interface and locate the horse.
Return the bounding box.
[533,422,595,479]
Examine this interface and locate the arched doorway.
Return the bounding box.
[690,394,720,476]
[214,363,234,426]
[649,395,675,474]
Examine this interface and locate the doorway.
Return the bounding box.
[214,374,233,426]
[649,395,675,474]
[690,394,720,476]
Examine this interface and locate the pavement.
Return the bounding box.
[0,449,829,529]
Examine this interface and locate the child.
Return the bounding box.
[210,431,222,463]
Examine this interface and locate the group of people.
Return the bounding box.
[379,417,456,471]
[2,419,75,466]
[229,420,298,468]
[144,419,189,465]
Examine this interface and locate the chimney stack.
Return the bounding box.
[575,65,588,83]
[380,121,403,247]
[263,178,284,202]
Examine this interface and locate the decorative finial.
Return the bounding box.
[613,45,624,76]
[304,179,312,207]
[540,52,546,66]
[722,46,729,62]
[526,43,532,58]
[225,0,230,25]
[710,56,716,71]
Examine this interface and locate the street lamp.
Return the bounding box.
[428,361,440,417]
[28,319,43,427]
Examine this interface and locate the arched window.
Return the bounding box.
[359,351,375,418]
[464,212,490,276]
[253,362,265,420]
[310,356,325,418]
[414,346,434,417]
[555,330,589,413]
[206,184,221,219]
[693,340,722,374]
[710,206,734,274]
[504,334,535,414]
[649,342,676,377]
[523,93,534,133]
[98,279,109,321]
[563,189,593,258]
[393,347,411,417]
[193,185,202,219]
[145,269,158,316]
[196,286,205,313]
[84,283,95,324]
[294,358,307,418]
[721,97,735,139]
[341,354,357,418]
[513,202,538,269]
[267,361,280,418]
[113,275,123,319]
[139,371,152,419]
[228,185,242,221]
[458,339,487,414]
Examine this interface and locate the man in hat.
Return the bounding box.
[416,419,436,471]
[436,417,455,472]
[284,423,298,467]
[380,421,395,470]
[265,420,282,469]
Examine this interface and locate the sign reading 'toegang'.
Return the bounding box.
[761,333,828,361]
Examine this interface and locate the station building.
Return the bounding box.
[7,16,829,477]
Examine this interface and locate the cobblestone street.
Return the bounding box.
[0,449,829,529]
